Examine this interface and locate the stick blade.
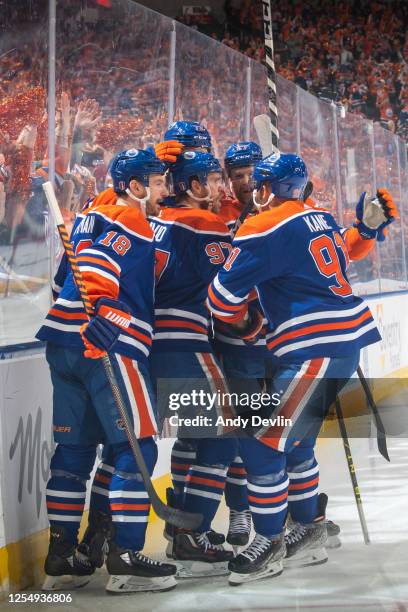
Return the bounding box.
[377,430,390,462]
[155,504,203,530]
[253,114,274,157]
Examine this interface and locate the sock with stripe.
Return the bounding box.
[89,448,114,516]
[225,456,249,511]
[170,439,197,507]
[240,438,287,537]
[183,438,237,532]
[109,438,157,550]
[287,443,319,524]
[46,444,97,545]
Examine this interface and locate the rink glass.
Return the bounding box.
[0,0,407,348]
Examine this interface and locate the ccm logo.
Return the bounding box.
[106,310,131,329]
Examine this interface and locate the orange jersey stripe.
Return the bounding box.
[289,477,319,491]
[126,326,153,346]
[155,319,207,334]
[92,203,154,241]
[247,492,288,504]
[236,200,306,238]
[48,308,87,321]
[82,272,119,304]
[186,475,225,489]
[200,353,235,422]
[207,285,244,312]
[261,358,324,451]
[77,255,119,276]
[267,310,372,350]
[121,357,153,437]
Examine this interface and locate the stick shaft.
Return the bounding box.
[335,397,370,544]
[262,0,279,154]
[42,181,201,528]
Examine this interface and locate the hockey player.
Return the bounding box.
[207,153,397,585]
[36,149,177,593]
[149,151,237,576]
[214,142,265,549]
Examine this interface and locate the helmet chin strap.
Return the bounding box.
[253,188,274,210]
[126,186,151,216]
[186,184,212,203]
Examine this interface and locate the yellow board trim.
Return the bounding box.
[0,473,171,596]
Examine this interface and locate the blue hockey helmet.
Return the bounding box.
[170,151,222,196]
[224,141,263,173]
[164,121,212,150]
[253,153,308,199]
[110,148,166,194]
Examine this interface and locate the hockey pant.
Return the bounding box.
[151,350,238,531]
[239,353,359,537]
[45,344,158,550]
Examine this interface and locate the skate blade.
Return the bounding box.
[173,559,230,578]
[106,574,177,593]
[326,535,341,549]
[228,559,283,586]
[284,546,328,569]
[42,574,91,591]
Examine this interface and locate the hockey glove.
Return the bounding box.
[80,297,132,359]
[355,188,398,241]
[155,140,184,164]
[232,304,264,344]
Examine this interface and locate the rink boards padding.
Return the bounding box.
[0,292,407,595]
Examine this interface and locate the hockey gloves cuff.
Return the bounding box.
[80,297,132,359]
[155,140,184,164]
[355,188,398,241]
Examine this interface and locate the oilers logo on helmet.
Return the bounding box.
[110,148,166,194]
[170,151,222,196]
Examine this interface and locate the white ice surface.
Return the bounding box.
[22,433,408,612]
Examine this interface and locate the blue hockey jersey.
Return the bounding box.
[208,200,381,361]
[37,200,155,363]
[149,206,231,352]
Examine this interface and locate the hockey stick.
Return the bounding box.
[231,3,279,235]
[334,395,370,544]
[260,2,372,541]
[357,366,389,461]
[42,181,202,530]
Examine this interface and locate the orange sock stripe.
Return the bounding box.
[247,492,288,504]
[289,477,319,491]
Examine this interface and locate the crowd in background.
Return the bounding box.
[178,0,408,141]
[0,0,406,295]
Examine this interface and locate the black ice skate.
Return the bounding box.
[284,493,328,570]
[42,526,95,590]
[77,509,112,568]
[319,494,341,549]
[226,509,251,552]
[106,542,177,593]
[228,532,285,586]
[164,488,225,552]
[170,531,233,578]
